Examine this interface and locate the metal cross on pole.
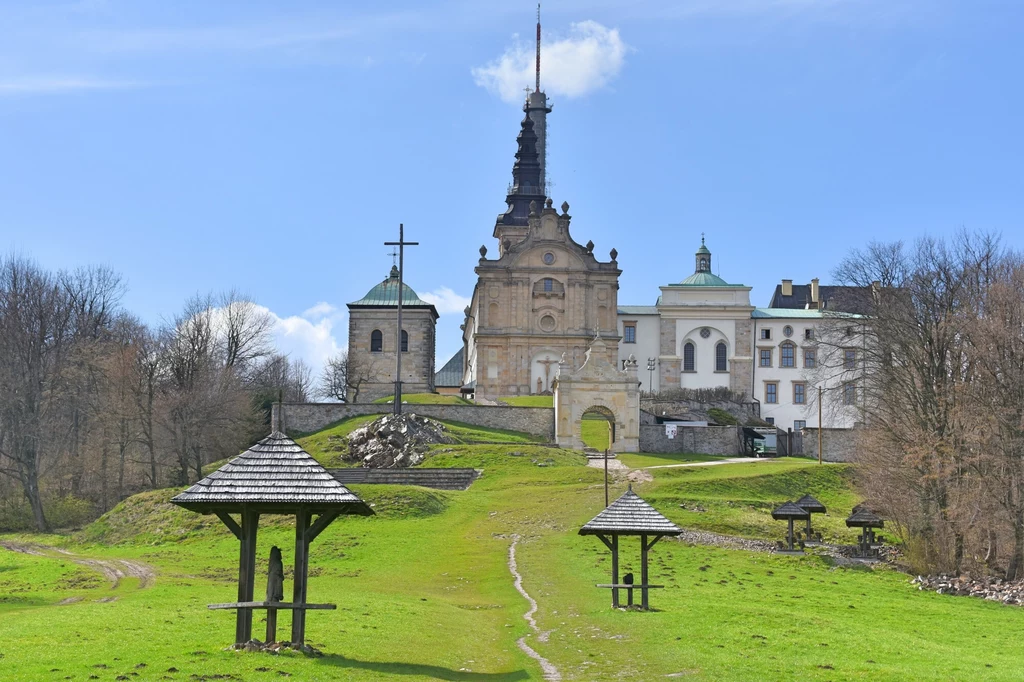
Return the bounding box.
[384,224,418,416]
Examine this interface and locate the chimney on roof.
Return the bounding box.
[810,278,820,309]
[782,279,793,297]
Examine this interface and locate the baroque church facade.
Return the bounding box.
[461,103,621,401]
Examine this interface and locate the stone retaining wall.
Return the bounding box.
[799,427,860,463]
[275,402,555,440]
[638,424,743,456]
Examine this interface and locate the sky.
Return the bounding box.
[1,0,1022,376]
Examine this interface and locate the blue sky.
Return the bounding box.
[1,0,1021,373]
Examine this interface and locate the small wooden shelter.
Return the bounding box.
[846,508,884,559]
[171,431,373,646]
[771,501,810,554]
[794,494,827,544]
[579,486,682,610]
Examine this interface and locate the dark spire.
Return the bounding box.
[497,103,546,227]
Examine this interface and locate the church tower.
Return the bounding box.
[462,8,622,402]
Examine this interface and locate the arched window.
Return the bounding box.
[780,341,795,368]
[370,329,383,353]
[683,342,695,372]
[699,257,708,272]
[401,330,409,352]
[715,342,727,372]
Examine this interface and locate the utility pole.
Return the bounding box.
[604,447,609,507]
[818,385,823,465]
[384,224,418,416]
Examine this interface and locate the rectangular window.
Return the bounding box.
[760,328,772,340]
[843,383,857,405]
[804,328,814,340]
[793,383,806,404]
[765,382,778,404]
[844,349,857,370]
[543,278,553,292]
[759,348,772,367]
[781,344,795,367]
[804,349,816,368]
[766,417,775,425]
[623,323,636,344]
[794,420,807,430]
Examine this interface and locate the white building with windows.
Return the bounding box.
[617,239,860,431]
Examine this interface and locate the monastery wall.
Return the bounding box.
[638,424,744,456]
[276,402,555,441]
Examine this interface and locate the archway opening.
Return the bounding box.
[579,405,616,452]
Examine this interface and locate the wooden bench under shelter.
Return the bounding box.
[578,485,682,610]
[794,494,827,545]
[846,508,885,560]
[171,429,373,646]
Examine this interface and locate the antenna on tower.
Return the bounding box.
[535,3,541,93]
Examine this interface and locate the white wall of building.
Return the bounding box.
[752,317,858,431]
[676,319,735,390]
[617,313,660,392]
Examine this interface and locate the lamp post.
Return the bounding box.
[817,385,823,465]
[647,358,656,393]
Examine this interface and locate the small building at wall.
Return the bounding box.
[346,266,438,403]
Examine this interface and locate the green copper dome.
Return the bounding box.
[348,266,431,307]
[679,271,732,286]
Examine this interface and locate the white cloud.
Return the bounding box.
[272,311,343,371]
[301,301,338,319]
[420,287,471,315]
[0,76,143,96]
[472,20,628,103]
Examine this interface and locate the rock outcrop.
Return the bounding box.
[345,414,453,468]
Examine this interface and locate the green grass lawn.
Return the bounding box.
[580,418,611,451]
[372,393,473,405]
[2,437,1023,681]
[498,395,554,408]
[616,452,727,468]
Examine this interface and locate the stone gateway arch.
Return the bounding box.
[553,336,640,452]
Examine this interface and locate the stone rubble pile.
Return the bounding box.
[911,574,1024,606]
[346,414,453,468]
[675,529,776,553]
[231,639,324,656]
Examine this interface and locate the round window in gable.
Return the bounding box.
[783,325,794,337]
[700,327,711,339]
[543,252,555,265]
[539,314,557,332]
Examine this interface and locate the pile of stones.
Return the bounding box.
[911,574,1024,605]
[232,640,323,656]
[345,414,453,468]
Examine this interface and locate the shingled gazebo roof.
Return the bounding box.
[846,508,884,528]
[795,494,827,514]
[771,501,811,520]
[172,432,372,515]
[579,488,682,537]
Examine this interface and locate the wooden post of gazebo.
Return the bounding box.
[172,430,373,647]
[579,485,682,611]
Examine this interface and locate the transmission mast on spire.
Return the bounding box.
[536,4,541,93]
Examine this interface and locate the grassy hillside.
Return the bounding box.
[2,432,1023,680]
[499,395,554,408]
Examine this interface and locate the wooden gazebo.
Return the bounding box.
[771,501,810,554]
[846,508,884,560]
[171,431,373,646]
[579,486,682,610]
[794,494,827,544]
